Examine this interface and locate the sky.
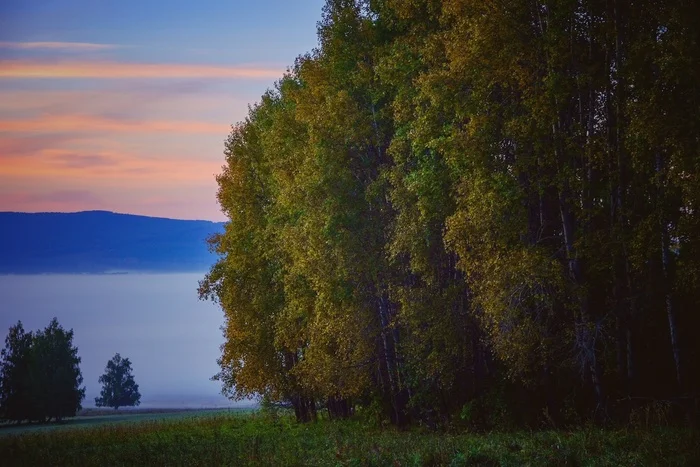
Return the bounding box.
[0,0,325,221]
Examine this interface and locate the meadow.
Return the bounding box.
[0,408,249,437]
[1,409,698,466]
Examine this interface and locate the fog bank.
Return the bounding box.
[0,273,251,408]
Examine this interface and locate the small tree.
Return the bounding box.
[95,353,141,410]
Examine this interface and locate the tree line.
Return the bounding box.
[0,319,141,423]
[200,0,700,427]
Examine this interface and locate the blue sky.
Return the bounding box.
[1,0,323,64]
[0,0,325,220]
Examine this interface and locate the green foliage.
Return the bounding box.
[0,319,85,424]
[0,322,34,423]
[1,413,698,466]
[202,0,700,427]
[95,353,141,410]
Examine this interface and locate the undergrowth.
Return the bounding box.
[0,411,697,466]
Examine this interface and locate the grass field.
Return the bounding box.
[0,407,251,437]
[1,409,698,466]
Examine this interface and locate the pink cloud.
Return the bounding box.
[0,190,103,212]
[0,184,225,221]
[0,142,222,183]
[0,144,226,220]
[0,115,229,135]
[47,153,119,169]
[0,88,249,129]
[0,56,247,221]
[0,135,78,157]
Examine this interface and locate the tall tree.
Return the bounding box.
[202,0,700,426]
[199,89,318,422]
[29,318,85,422]
[0,322,34,423]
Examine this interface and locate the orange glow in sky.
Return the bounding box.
[0,53,291,220]
[0,0,322,220]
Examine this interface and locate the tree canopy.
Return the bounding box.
[0,322,34,423]
[201,0,700,426]
[0,319,85,423]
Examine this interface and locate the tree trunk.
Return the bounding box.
[376,291,409,425]
[559,186,604,410]
[327,396,352,419]
[656,153,681,390]
[292,395,316,423]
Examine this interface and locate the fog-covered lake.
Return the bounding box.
[0,273,250,409]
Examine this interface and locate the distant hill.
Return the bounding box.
[0,211,224,274]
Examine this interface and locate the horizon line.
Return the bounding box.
[0,209,225,223]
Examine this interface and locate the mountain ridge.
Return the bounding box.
[0,211,224,274]
[0,210,222,223]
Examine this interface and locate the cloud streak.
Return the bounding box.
[0,190,102,206]
[0,41,120,51]
[47,153,119,169]
[0,135,78,157]
[0,59,283,79]
[0,141,225,218]
[0,115,229,135]
[0,143,221,183]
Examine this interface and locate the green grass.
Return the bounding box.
[0,408,252,437]
[0,410,697,466]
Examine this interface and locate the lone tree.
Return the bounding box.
[95,353,141,410]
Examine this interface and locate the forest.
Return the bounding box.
[199,0,700,428]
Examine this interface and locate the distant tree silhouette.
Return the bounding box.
[0,318,85,423]
[29,318,86,422]
[0,321,34,423]
[95,353,141,410]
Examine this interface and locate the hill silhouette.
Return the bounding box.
[0,211,223,274]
